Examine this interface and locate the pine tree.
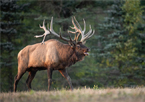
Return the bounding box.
[122,0,145,86]
[97,0,145,87]
[0,0,29,92]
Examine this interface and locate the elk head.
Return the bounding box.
[67,17,95,57]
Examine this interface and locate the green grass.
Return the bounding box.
[0,87,145,102]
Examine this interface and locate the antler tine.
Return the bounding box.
[80,25,92,42]
[73,16,82,31]
[35,19,51,44]
[68,17,81,33]
[69,17,84,42]
[72,17,79,30]
[82,19,86,34]
[75,18,86,41]
[84,25,92,37]
[81,30,95,43]
[59,28,73,43]
[59,28,69,42]
[50,17,59,37]
[68,27,76,34]
[67,17,78,42]
[39,19,47,31]
[88,30,95,38]
[67,30,73,41]
[68,26,77,40]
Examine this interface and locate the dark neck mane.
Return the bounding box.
[58,43,84,67]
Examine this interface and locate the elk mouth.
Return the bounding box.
[83,51,89,56]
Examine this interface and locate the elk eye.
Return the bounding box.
[77,45,80,48]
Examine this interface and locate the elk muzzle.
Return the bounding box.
[83,48,90,56]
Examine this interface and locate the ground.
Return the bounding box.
[0,87,145,102]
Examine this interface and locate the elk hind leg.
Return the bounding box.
[26,70,37,91]
[59,69,73,90]
[14,71,25,92]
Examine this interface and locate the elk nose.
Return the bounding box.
[87,48,90,52]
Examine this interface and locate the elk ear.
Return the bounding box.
[68,42,75,48]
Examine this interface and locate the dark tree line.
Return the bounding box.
[0,0,29,91]
[0,0,145,92]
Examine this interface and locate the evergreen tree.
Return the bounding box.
[0,0,29,92]
[97,0,145,87]
[121,0,145,86]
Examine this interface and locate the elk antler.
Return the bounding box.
[35,17,94,45]
[59,28,73,43]
[49,17,73,42]
[35,17,74,44]
[68,16,95,44]
[68,17,84,41]
[34,19,51,44]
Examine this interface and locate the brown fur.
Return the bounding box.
[14,39,89,92]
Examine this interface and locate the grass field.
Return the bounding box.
[0,87,145,102]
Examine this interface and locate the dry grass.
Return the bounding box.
[0,87,145,102]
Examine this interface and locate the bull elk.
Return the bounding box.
[14,17,95,92]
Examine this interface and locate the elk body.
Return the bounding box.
[14,17,95,92]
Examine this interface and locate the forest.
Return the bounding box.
[0,0,145,92]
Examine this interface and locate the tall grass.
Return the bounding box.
[0,87,145,102]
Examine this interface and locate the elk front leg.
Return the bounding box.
[59,69,73,90]
[47,68,53,91]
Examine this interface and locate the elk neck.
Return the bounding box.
[57,43,81,67]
